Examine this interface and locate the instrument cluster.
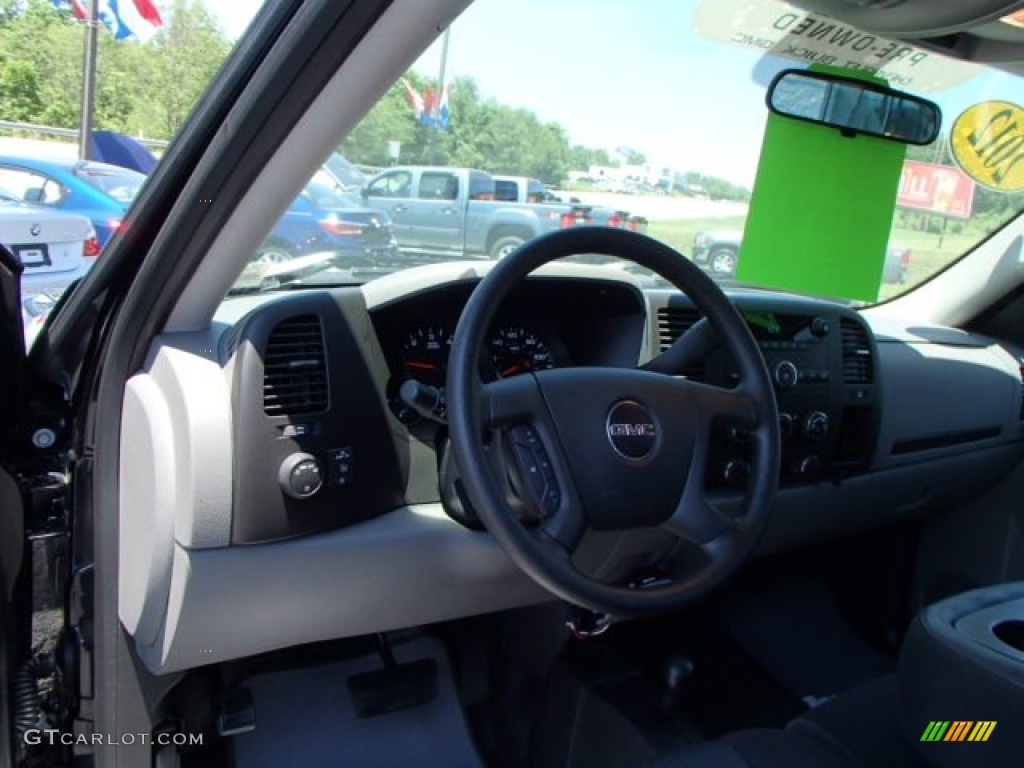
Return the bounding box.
[388,320,565,425]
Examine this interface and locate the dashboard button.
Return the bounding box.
[327,446,355,487]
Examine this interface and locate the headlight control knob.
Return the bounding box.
[278,453,323,499]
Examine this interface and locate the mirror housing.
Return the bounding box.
[766,69,940,145]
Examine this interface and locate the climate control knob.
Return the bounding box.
[723,459,752,487]
[278,453,323,499]
[795,455,822,479]
[772,360,799,389]
[803,411,830,440]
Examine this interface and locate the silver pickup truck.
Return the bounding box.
[494,174,649,233]
[360,166,591,260]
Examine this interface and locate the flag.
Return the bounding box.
[52,0,163,42]
[437,84,450,130]
[422,88,438,126]
[401,79,425,121]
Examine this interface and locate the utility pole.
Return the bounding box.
[78,0,101,160]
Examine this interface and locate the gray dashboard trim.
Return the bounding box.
[133,504,552,674]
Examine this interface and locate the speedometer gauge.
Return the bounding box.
[488,326,554,378]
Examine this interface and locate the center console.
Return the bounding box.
[901,582,1024,767]
[656,296,881,488]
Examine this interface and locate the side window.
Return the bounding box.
[527,180,545,204]
[0,167,65,204]
[494,180,516,202]
[366,170,412,198]
[419,172,459,200]
[468,171,495,201]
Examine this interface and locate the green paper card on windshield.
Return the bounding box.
[736,107,906,301]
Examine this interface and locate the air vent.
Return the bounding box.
[840,318,873,385]
[656,306,705,380]
[263,314,329,416]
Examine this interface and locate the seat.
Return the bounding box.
[647,676,927,768]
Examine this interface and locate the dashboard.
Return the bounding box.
[117,263,1024,674]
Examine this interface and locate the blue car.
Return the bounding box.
[0,155,145,248]
[256,180,402,269]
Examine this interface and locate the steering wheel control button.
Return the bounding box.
[772,360,799,389]
[278,453,323,499]
[327,446,355,487]
[509,426,560,518]
[606,400,658,460]
[803,411,830,440]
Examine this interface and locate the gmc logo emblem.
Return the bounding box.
[608,423,656,438]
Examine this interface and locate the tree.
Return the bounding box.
[145,0,232,137]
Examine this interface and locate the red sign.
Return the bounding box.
[897,160,975,218]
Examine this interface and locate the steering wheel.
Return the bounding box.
[447,227,780,617]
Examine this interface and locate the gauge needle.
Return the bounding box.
[501,365,521,377]
[406,361,438,370]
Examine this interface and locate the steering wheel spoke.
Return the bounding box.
[686,380,758,427]
[642,316,719,375]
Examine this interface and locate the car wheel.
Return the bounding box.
[490,235,526,260]
[709,247,737,276]
[252,244,293,265]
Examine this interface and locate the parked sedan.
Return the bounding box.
[693,229,911,284]
[0,155,144,248]
[255,181,402,269]
[0,196,97,297]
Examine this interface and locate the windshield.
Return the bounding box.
[75,165,146,204]
[6,0,1024,311]
[228,0,1024,300]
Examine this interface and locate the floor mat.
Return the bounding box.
[232,636,482,768]
[722,580,895,700]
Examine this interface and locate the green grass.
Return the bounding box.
[646,216,988,302]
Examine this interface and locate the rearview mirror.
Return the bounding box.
[766,69,940,145]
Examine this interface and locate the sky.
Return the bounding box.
[201,0,1024,187]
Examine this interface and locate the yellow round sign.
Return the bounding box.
[950,101,1024,191]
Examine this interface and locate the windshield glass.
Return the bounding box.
[229,0,1024,300]
[6,0,1024,311]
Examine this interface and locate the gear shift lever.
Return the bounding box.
[661,655,695,715]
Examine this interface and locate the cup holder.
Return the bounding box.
[993,620,1024,652]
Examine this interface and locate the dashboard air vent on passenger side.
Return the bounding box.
[840,318,873,385]
[656,306,705,380]
[263,314,329,416]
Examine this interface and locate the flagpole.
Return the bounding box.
[426,25,450,163]
[436,26,450,122]
[78,0,100,160]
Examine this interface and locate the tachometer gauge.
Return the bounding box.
[400,324,452,389]
[488,326,554,378]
